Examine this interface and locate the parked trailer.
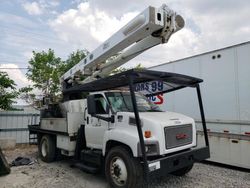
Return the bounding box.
[149,41,250,169]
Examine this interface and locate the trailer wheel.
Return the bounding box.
[171,164,193,176]
[105,146,142,188]
[39,135,56,162]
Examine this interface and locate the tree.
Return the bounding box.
[26,49,88,103]
[0,71,18,110]
[26,49,63,97]
[62,49,88,73]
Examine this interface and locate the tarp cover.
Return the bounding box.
[11,157,34,166]
[63,69,203,96]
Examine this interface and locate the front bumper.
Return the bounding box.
[147,146,210,176]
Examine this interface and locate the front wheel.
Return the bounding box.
[105,146,143,188]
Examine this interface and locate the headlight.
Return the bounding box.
[145,144,157,154]
[138,141,159,156]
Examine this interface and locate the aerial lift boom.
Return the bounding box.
[61,4,185,85]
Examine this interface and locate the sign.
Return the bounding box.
[135,81,164,105]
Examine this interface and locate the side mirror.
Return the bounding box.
[87,95,96,115]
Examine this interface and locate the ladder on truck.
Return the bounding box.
[28,114,39,145]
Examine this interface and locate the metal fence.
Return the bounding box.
[0,111,40,144]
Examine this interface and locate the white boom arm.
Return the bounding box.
[61,4,184,85]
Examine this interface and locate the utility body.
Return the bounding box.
[29,4,210,188]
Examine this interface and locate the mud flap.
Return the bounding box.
[0,147,10,176]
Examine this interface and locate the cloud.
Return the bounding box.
[0,11,76,65]
[22,2,44,15]
[22,0,61,16]
[178,0,250,52]
[0,12,39,28]
[47,0,60,7]
[49,2,138,51]
[86,0,167,18]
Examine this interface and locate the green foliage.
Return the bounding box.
[26,49,87,102]
[26,49,62,96]
[62,49,88,73]
[0,71,18,110]
[110,63,144,75]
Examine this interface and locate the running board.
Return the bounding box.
[72,162,99,174]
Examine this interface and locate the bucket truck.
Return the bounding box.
[29,4,210,188]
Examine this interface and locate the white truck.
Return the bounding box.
[29,4,210,188]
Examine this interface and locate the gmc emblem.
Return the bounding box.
[176,133,187,140]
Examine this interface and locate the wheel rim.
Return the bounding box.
[41,139,48,157]
[110,156,128,186]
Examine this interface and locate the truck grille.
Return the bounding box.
[164,124,192,149]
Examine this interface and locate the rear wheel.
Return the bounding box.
[38,135,56,162]
[105,146,143,188]
[171,164,193,176]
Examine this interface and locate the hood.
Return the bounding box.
[138,111,194,127]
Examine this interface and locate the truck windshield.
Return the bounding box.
[105,92,162,112]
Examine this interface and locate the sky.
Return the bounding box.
[1,0,250,93]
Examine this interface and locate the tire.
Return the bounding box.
[105,146,143,188]
[0,147,10,176]
[38,135,56,162]
[171,164,193,176]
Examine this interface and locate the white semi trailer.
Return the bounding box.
[150,41,250,169]
[29,4,210,188]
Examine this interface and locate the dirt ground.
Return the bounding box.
[1,145,107,188]
[1,145,250,188]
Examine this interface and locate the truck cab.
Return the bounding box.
[85,91,196,158]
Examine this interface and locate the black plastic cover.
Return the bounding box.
[63,69,203,96]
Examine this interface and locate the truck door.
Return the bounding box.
[85,94,110,149]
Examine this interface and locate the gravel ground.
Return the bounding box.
[1,145,250,188]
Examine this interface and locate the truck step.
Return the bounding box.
[81,149,102,166]
[72,162,99,174]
